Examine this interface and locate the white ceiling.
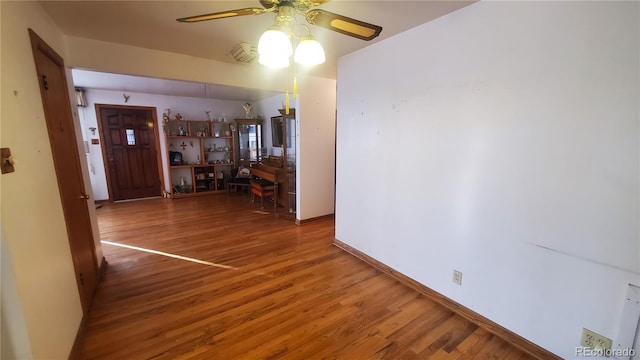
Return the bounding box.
[41,1,475,100]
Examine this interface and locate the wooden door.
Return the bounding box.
[98,106,162,201]
[29,29,98,314]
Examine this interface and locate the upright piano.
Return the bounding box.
[250,157,286,212]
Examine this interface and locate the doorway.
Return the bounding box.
[96,105,163,201]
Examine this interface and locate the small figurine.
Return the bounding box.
[163,108,171,121]
[243,103,252,118]
[205,110,212,121]
[175,113,183,121]
[178,126,185,136]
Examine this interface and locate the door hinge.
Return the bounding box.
[42,75,49,90]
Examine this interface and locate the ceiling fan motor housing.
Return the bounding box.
[274,1,297,30]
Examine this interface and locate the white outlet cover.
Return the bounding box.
[581,328,612,350]
[453,270,463,286]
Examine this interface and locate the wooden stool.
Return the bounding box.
[250,179,277,212]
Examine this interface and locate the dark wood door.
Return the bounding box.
[98,106,162,201]
[29,29,98,314]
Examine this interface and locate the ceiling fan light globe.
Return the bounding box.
[259,54,290,69]
[258,29,293,58]
[294,38,326,66]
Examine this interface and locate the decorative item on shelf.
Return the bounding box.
[179,142,187,150]
[229,124,236,132]
[243,103,252,118]
[169,151,182,165]
[205,110,212,121]
[178,126,186,136]
[217,171,224,179]
[224,129,231,136]
[175,113,183,121]
[163,108,171,121]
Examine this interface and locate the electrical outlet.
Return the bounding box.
[580,328,612,351]
[453,270,462,286]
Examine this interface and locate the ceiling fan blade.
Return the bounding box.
[177,8,265,23]
[305,9,382,41]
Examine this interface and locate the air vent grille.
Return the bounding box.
[229,42,258,64]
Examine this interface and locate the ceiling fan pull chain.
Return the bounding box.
[285,91,290,114]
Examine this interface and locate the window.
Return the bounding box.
[126,129,135,145]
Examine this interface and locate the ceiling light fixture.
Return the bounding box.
[257,3,325,69]
[294,35,325,66]
[258,26,293,68]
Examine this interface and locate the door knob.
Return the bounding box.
[80,192,90,200]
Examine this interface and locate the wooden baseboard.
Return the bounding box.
[295,213,335,225]
[333,239,562,360]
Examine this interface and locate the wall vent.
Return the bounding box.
[229,42,258,64]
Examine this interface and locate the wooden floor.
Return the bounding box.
[82,195,535,359]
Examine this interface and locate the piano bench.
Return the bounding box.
[250,179,277,210]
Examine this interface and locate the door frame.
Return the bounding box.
[95,104,165,201]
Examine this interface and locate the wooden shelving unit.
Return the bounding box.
[164,119,235,198]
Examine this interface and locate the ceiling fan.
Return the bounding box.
[177,0,383,41]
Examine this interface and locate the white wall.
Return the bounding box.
[78,89,253,199]
[66,36,292,96]
[1,1,93,358]
[257,77,337,222]
[335,2,639,359]
[257,93,287,156]
[1,231,33,360]
[297,76,336,220]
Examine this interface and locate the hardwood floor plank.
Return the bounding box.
[80,196,544,359]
